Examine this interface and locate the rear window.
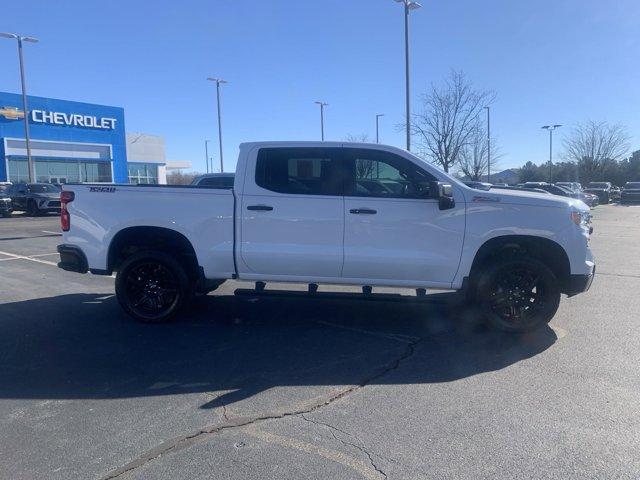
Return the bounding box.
[255,147,346,196]
[198,176,234,189]
[29,184,61,193]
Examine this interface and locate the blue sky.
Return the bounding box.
[1,0,638,173]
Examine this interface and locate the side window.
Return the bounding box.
[255,148,346,196]
[346,149,437,199]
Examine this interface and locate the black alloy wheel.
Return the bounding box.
[475,256,560,332]
[115,251,190,323]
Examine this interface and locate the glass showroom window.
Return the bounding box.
[8,158,113,183]
[128,163,158,184]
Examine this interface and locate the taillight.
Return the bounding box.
[60,191,75,232]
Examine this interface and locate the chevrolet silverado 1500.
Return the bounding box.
[57,142,595,332]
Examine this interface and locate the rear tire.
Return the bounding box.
[115,250,191,323]
[26,200,39,216]
[473,256,561,333]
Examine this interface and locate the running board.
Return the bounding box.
[233,287,461,305]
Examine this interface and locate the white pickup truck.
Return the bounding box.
[57,142,595,332]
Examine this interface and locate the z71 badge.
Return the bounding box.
[89,186,116,193]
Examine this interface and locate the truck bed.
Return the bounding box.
[62,183,236,279]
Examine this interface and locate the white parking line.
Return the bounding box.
[0,250,58,266]
[42,230,62,236]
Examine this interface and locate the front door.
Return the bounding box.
[239,146,347,279]
[342,147,466,287]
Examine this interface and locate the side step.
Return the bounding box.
[233,284,458,304]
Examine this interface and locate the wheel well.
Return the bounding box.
[108,227,199,278]
[469,235,571,289]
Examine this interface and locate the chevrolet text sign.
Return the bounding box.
[31,109,117,130]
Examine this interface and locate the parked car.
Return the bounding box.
[556,182,582,192]
[610,185,621,202]
[191,173,235,189]
[584,182,612,203]
[554,183,599,208]
[620,182,640,204]
[57,142,595,333]
[463,181,491,190]
[7,183,62,216]
[0,188,12,218]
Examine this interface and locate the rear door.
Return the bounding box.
[341,147,466,286]
[239,146,347,279]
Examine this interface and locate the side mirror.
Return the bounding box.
[428,181,455,210]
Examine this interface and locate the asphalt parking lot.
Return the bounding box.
[1,205,639,480]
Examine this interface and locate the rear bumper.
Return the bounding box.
[565,265,595,297]
[57,244,88,273]
[621,194,640,203]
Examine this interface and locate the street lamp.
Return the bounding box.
[394,0,421,151]
[204,139,212,173]
[0,32,38,183]
[484,106,491,182]
[315,101,328,141]
[376,114,385,143]
[207,77,227,173]
[541,124,562,182]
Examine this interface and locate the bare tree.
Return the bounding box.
[166,170,201,185]
[457,122,502,181]
[563,121,630,182]
[344,134,376,178]
[412,70,494,172]
[344,133,370,143]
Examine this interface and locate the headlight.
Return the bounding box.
[571,210,591,227]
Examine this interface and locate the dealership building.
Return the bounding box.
[0,92,172,184]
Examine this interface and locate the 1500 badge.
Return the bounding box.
[89,186,116,193]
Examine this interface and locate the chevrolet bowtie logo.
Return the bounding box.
[0,106,25,120]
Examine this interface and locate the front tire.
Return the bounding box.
[474,256,561,332]
[115,250,191,323]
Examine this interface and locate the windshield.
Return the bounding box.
[28,184,62,193]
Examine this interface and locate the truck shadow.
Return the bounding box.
[0,292,557,408]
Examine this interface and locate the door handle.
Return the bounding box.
[247,205,273,211]
[349,208,377,215]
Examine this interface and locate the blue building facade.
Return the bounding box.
[0,92,128,183]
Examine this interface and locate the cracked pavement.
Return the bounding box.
[1,206,640,479]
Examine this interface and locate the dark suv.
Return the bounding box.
[8,183,62,216]
[584,182,612,203]
[0,184,13,217]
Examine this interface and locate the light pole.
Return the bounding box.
[394,0,421,151]
[204,140,212,173]
[207,77,227,173]
[1,32,38,183]
[484,106,491,182]
[376,114,385,143]
[315,101,328,141]
[541,124,562,182]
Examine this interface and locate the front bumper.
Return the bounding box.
[0,200,12,214]
[57,244,88,273]
[565,265,595,297]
